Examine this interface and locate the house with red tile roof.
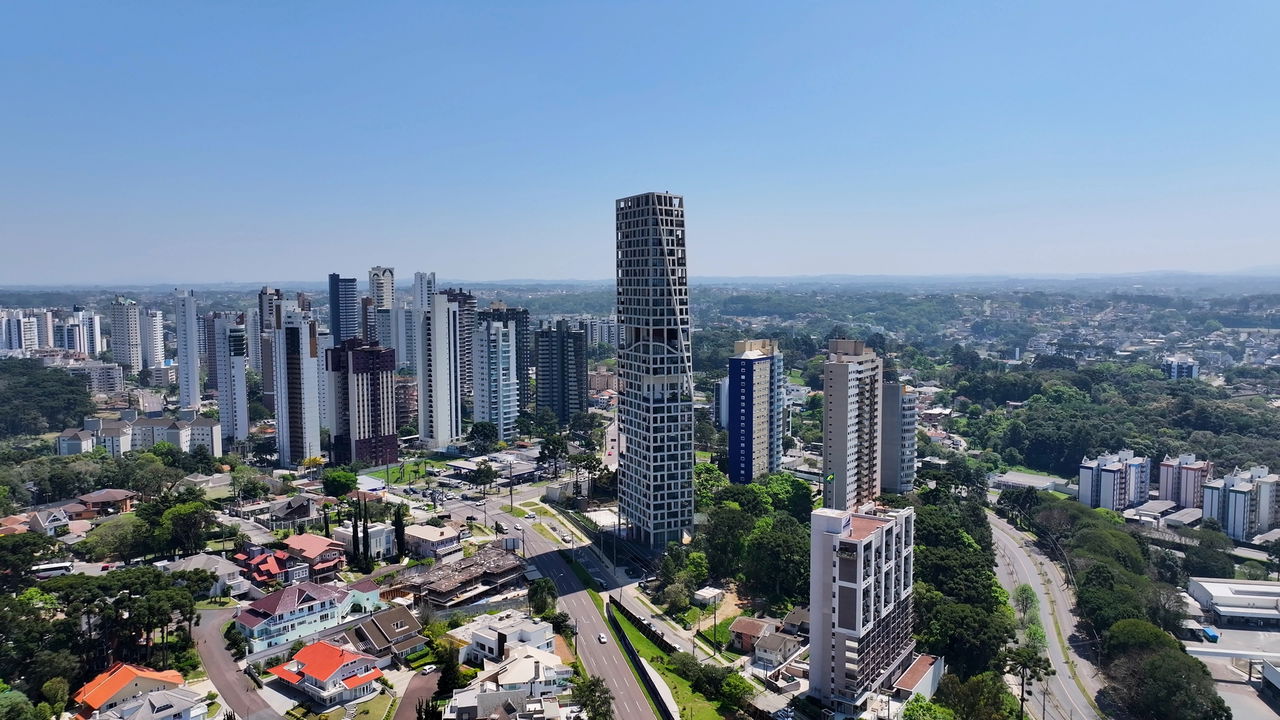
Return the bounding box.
[78,488,138,515]
[235,545,310,587]
[728,615,781,653]
[268,641,382,706]
[283,533,345,582]
[71,662,184,719]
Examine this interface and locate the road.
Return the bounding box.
[437,491,656,720]
[393,669,440,720]
[194,607,277,720]
[990,512,1106,720]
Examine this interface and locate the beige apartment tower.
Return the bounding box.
[822,339,883,511]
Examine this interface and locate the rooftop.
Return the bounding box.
[72,662,183,713]
[98,688,205,720]
[270,640,377,682]
[893,654,941,693]
[847,515,892,541]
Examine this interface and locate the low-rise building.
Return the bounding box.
[394,545,524,607]
[29,507,71,536]
[1188,577,1280,627]
[268,640,383,706]
[283,533,346,582]
[728,616,780,654]
[157,553,250,597]
[98,687,208,720]
[404,523,462,560]
[442,646,573,720]
[72,662,184,719]
[78,488,138,516]
[754,632,803,669]
[340,605,428,665]
[234,581,383,654]
[335,520,397,560]
[236,545,311,587]
[447,611,555,665]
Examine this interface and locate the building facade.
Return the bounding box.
[108,296,142,374]
[478,302,532,410]
[822,340,883,511]
[369,266,395,309]
[327,338,398,467]
[328,273,361,342]
[1203,466,1280,541]
[880,380,919,494]
[615,191,694,547]
[418,293,462,451]
[1159,454,1214,509]
[809,506,916,714]
[726,339,784,484]
[474,320,519,441]
[212,315,250,443]
[444,289,478,401]
[274,308,322,467]
[1078,450,1150,511]
[175,289,202,409]
[140,309,165,371]
[534,319,587,425]
[1163,354,1199,379]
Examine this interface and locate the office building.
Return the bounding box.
[444,289,477,400]
[615,191,694,547]
[1203,466,1280,542]
[1163,354,1199,380]
[328,273,361,342]
[328,338,398,467]
[880,380,919,494]
[534,319,588,425]
[726,339,785,484]
[1158,454,1215,509]
[212,315,250,443]
[108,297,142,373]
[139,310,164,371]
[822,340,883,511]
[418,293,462,451]
[369,266,395,309]
[1078,450,1150,511]
[478,302,533,410]
[274,308,322,467]
[809,505,916,714]
[474,319,519,441]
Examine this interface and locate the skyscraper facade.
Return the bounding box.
[369,266,395,309]
[822,340,883,511]
[328,273,361,342]
[615,191,694,547]
[328,338,399,467]
[1158,454,1214,509]
[174,290,202,409]
[726,339,785,484]
[212,314,250,443]
[478,302,532,410]
[809,506,916,714]
[108,296,142,374]
[140,310,165,371]
[443,289,477,402]
[879,380,919,494]
[274,308,321,467]
[535,319,588,425]
[1078,450,1150,511]
[418,293,461,451]
[474,320,519,441]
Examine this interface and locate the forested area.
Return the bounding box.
[0,359,95,439]
[997,489,1231,720]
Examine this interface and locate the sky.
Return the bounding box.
[2,2,1278,285]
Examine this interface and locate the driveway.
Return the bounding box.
[194,607,277,720]
[393,670,440,720]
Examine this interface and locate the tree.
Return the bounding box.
[683,552,710,589]
[1240,560,1269,581]
[39,678,68,717]
[1013,584,1038,626]
[1102,618,1179,664]
[0,690,37,720]
[999,646,1054,719]
[322,470,358,498]
[159,501,216,554]
[467,422,500,455]
[661,583,690,614]
[755,472,813,523]
[742,514,810,599]
[529,577,559,615]
[300,456,326,477]
[392,503,408,558]
[1184,545,1235,578]
[436,646,462,693]
[693,463,729,510]
[902,694,956,720]
[702,505,754,578]
[572,675,614,720]
[470,460,500,495]
[936,672,1010,720]
[538,434,569,477]
[1106,647,1231,720]
[718,672,755,708]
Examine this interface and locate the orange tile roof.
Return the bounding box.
[342,668,383,689]
[281,641,375,682]
[73,662,183,713]
[284,533,343,560]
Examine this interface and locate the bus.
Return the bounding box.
[31,562,74,579]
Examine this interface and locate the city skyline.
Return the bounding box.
[3,2,1278,284]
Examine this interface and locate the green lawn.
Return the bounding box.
[612,608,726,720]
[695,451,712,463]
[533,522,562,543]
[698,612,742,648]
[354,692,395,720]
[195,597,238,610]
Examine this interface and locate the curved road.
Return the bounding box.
[194,607,277,720]
[990,511,1106,720]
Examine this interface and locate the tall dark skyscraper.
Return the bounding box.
[327,273,361,342]
[478,302,532,410]
[615,191,694,547]
[535,319,587,424]
[328,338,398,467]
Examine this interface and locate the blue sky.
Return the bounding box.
[2,2,1277,284]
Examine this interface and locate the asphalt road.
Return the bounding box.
[440,493,656,720]
[194,607,278,720]
[990,512,1107,720]
[393,669,440,720]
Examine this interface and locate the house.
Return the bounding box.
[753,632,802,669]
[98,687,208,720]
[443,646,574,720]
[236,545,311,587]
[61,502,94,521]
[335,520,397,560]
[404,523,462,560]
[341,604,428,664]
[0,514,29,535]
[72,662,184,719]
[728,616,780,654]
[58,429,96,456]
[260,494,323,530]
[782,606,810,637]
[29,507,72,536]
[891,654,944,701]
[78,488,138,516]
[447,611,555,665]
[234,581,383,654]
[268,640,383,706]
[283,533,346,582]
[692,587,723,607]
[157,553,250,597]
[394,545,525,607]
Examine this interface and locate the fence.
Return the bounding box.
[604,597,677,720]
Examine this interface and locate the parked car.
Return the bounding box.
[420,664,438,675]
[465,515,478,522]
[524,512,536,520]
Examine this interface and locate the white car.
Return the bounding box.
[524,512,536,520]
[597,633,608,644]
[474,500,485,508]
[420,664,438,675]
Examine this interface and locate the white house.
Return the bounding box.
[335,520,397,559]
[268,640,383,706]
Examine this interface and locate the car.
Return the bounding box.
[597,633,608,644]
[420,664,438,675]
[100,563,113,571]
[524,512,536,520]
[561,535,572,543]
[473,500,485,508]
[465,515,477,522]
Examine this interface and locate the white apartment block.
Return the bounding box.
[140,309,165,370]
[615,191,694,548]
[334,520,397,559]
[213,315,250,443]
[316,330,336,433]
[880,381,918,494]
[446,611,555,665]
[1078,450,1149,511]
[1204,466,1280,542]
[108,297,142,373]
[418,292,461,451]
[369,266,396,309]
[275,308,322,467]
[809,506,916,714]
[473,319,519,441]
[823,340,883,511]
[1158,454,1214,509]
[1,312,38,350]
[175,289,202,409]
